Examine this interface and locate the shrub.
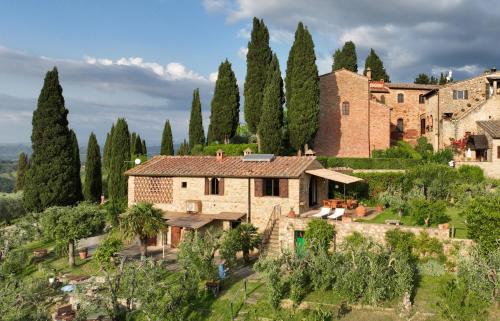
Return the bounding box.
[94,235,123,268]
[0,192,26,224]
[317,156,421,170]
[304,219,335,253]
[430,148,454,164]
[457,165,485,184]
[289,263,309,304]
[414,232,444,261]
[417,259,445,276]
[372,141,422,160]
[350,172,405,199]
[403,164,458,200]
[436,279,490,321]
[254,257,287,309]
[463,194,500,255]
[1,248,32,276]
[408,198,449,226]
[385,229,415,255]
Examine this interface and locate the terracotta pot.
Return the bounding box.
[287,209,296,218]
[78,248,88,260]
[342,215,352,223]
[376,204,384,213]
[438,223,449,230]
[355,205,366,217]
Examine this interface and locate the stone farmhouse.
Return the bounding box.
[314,67,500,165]
[423,68,500,162]
[314,68,439,157]
[125,150,367,248]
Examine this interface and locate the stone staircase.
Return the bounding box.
[260,222,280,257]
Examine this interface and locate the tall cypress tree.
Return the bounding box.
[208,59,240,144]
[141,139,147,156]
[189,88,205,149]
[15,152,29,192]
[23,68,81,212]
[285,22,320,151]
[244,17,272,133]
[258,54,284,154]
[108,118,130,206]
[103,124,114,172]
[160,120,174,155]
[332,41,357,72]
[83,132,102,203]
[130,132,137,156]
[69,130,83,202]
[134,134,143,155]
[363,48,390,82]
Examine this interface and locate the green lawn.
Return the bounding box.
[358,207,468,239]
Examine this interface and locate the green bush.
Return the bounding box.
[348,172,405,199]
[1,248,32,276]
[408,198,449,226]
[457,165,485,184]
[417,259,445,276]
[0,192,26,224]
[317,156,421,170]
[385,229,415,255]
[372,141,422,160]
[403,164,458,200]
[304,219,335,253]
[202,143,258,156]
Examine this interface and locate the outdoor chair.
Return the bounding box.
[312,207,332,218]
[327,208,345,220]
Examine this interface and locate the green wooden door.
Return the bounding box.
[295,230,305,257]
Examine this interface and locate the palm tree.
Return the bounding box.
[120,202,166,260]
[237,223,262,262]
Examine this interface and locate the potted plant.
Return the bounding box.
[78,247,88,260]
[355,204,366,217]
[287,207,296,218]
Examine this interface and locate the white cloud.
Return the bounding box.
[269,29,294,44]
[237,47,248,60]
[84,55,206,81]
[203,0,229,12]
[316,54,332,75]
[209,72,218,82]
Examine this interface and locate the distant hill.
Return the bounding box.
[0,143,175,161]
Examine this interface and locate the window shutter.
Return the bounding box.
[254,178,263,197]
[464,90,468,99]
[219,178,224,196]
[204,178,209,195]
[279,179,289,198]
[453,90,457,100]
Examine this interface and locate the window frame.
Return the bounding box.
[181,181,187,188]
[209,178,220,195]
[263,178,280,197]
[419,95,425,104]
[453,90,469,100]
[341,101,350,116]
[397,93,404,103]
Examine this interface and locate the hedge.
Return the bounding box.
[317,157,421,169]
[202,144,258,156]
[330,172,405,200]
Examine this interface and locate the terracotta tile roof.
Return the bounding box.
[386,83,441,90]
[477,120,500,138]
[125,155,319,178]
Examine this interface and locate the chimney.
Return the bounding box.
[366,67,372,80]
[243,148,252,156]
[492,66,497,73]
[216,149,224,161]
[305,148,316,156]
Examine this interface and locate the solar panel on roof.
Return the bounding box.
[242,154,275,162]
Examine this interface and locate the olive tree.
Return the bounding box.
[41,202,105,267]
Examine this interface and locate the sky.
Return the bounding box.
[0,0,499,145]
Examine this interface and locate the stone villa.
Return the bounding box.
[125,150,365,248]
[314,67,500,165]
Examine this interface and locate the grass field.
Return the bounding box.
[359,207,468,239]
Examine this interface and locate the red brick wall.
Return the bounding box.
[369,100,391,151]
[315,70,371,157]
[372,89,428,145]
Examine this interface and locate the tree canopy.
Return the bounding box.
[363,48,390,82]
[15,152,29,192]
[189,88,205,149]
[244,17,272,133]
[285,22,320,152]
[160,120,174,156]
[23,68,82,212]
[83,132,102,203]
[332,41,358,72]
[107,118,130,208]
[207,60,240,144]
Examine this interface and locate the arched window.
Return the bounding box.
[210,178,219,195]
[396,118,404,132]
[342,101,350,115]
[397,93,404,103]
[380,95,386,104]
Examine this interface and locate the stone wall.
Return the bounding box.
[278,217,450,251]
[439,76,489,115]
[369,100,391,151]
[127,161,329,232]
[372,88,428,145]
